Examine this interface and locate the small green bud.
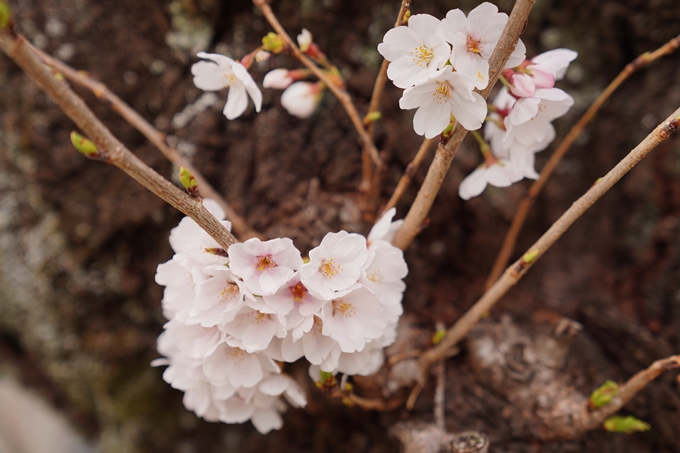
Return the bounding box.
[603,416,651,434]
[402,10,411,25]
[522,249,540,265]
[0,0,11,29]
[589,380,618,409]
[343,382,353,392]
[70,131,98,157]
[261,32,285,54]
[179,166,199,197]
[432,328,446,345]
[363,111,382,125]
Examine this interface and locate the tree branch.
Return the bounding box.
[418,107,680,370]
[485,32,680,289]
[253,0,383,169]
[0,27,238,249]
[382,137,436,215]
[586,355,680,429]
[391,0,535,250]
[26,42,261,241]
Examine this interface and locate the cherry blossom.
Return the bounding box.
[399,66,487,137]
[458,159,519,200]
[377,14,451,89]
[263,69,294,89]
[228,237,303,296]
[191,52,263,120]
[438,2,526,89]
[300,231,370,300]
[280,81,323,119]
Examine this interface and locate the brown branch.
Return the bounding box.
[330,387,405,411]
[253,0,382,169]
[586,355,680,429]
[361,0,411,193]
[26,43,261,241]
[485,32,680,289]
[391,0,535,250]
[382,137,436,215]
[418,108,680,371]
[0,28,238,249]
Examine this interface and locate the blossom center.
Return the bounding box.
[433,81,453,104]
[332,299,356,318]
[256,255,277,272]
[289,282,308,302]
[223,71,238,87]
[410,46,434,67]
[219,283,240,302]
[319,259,341,278]
[466,34,483,54]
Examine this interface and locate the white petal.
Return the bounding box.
[459,167,488,200]
[223,83,248,120]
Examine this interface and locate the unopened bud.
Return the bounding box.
[179,166,199,197]
[402,10,411,25]
[522,249,539,265]
[261,32,285,54]
[589,380,618,409]
[70,131,99,157]
[254,50,271,62]
[0,0,11,29]
[432,328,446,345]
[297,28,312,52]
[363,111,382,125]
[603,416,651,434]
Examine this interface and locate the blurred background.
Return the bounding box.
[1,0,679,451]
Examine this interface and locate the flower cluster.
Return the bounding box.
[459,48,577,199]
[378,2,526,138]
[377,2,577,198]
[153,201,407,433]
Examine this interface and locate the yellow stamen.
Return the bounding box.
[466,34,482,54]
[319,259,341,278]
[289,282,308,302]
[410,45,434,67]
[256,255,277,272]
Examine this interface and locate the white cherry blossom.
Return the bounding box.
[300,231,370,300]
[192,52,263,120]
[399,66,487,137]
[438,2,526,89]
[377,14,451,89]
[228,237,303,296]
[280,81,323,119]
[458,159,520,200]
[263,69,294,89]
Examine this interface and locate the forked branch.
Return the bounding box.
[0,27,238,249]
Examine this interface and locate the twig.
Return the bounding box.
[586,355,680,429]
[0,27,238,249]
[253,0,382,169]
[391,0,535,250]
[361,0,411,193]
[405,381,424,410]
[26,43,261,241]
[485,33,680,289]
[330,387,405,411]
[418,108,680,371]
[382,137,436,215]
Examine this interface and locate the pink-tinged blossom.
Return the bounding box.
[320,286,388,353]
[184,267,249,327]
[228,237,303,296]
[192,52,263,120]
[263,273,325,324]
[438,2,526,89]
[263,69,294,89]
[223,305,288,353]
[280,81,323,119]
[399,66,487,137]
[531,48,578,80]
[281,316,341,372]
[300,231,370,300]
[202,343,277,389]
[297,28,312,52]
[377,14,451,89]
[336,340,385,376]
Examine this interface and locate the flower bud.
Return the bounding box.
[70,131,99,157]
[263,69,294,89]
[261,32,285,54]
[179,166,199,197]
[0,0,11,29]
[297,28,312,52]
[280,81,323,119]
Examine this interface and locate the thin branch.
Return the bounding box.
[361,0,411,193]
[26,43,261,241]
[434,357,446,430]
[330,387,405,411]
[382,137,436,215]
[253,0,383,169]
[418,107,680,371]
[485,32,680,289]
[0,28,238,249]
[586,355,680,429]
[391,0,535,250]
